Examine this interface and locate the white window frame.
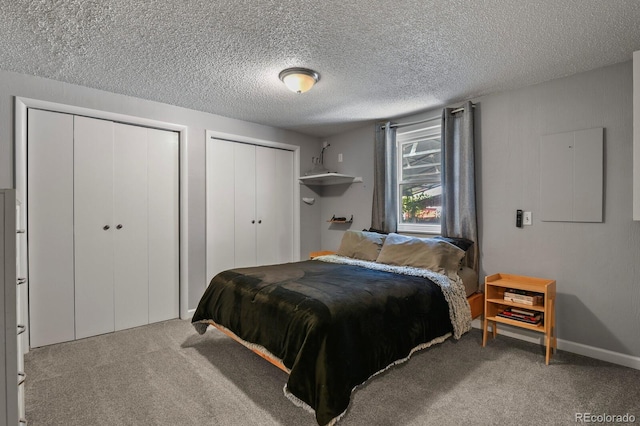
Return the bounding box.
[396,119,442,234]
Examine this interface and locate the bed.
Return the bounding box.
[192,231,479,425]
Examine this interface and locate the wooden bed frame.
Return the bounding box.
[207,320,289,372]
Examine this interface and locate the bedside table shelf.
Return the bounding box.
[483,273,556,364]
[484,298,545,312]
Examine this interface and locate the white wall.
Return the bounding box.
[320,60,640,361]
[0,70,321,309]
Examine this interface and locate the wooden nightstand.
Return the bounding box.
[482,273,556,364]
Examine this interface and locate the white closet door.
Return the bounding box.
[113,123,149,331]
[256,147,294,266]
[74,116,115,339]
[147,128,179,323]
[27,109,76,347]
[274,148,294,263]
[256,146,278,265]
[234,143,257,268]
[206,138,236,282]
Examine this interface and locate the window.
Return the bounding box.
[396,119,442,234]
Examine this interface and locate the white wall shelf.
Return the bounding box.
[299,173,362,186]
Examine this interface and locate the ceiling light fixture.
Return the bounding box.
[279,67,320,94]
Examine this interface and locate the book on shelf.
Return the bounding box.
[497,308,543,325]
[510,307,537,316]
[503,296,542,306]
[503,290,543,305]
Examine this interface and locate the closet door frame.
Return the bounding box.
[14,97,189,349]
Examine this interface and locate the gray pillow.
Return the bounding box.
[337,230,386,261]
[376,233,465,278]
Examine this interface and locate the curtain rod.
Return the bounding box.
[384,103,475,129]
[449,103,476,114]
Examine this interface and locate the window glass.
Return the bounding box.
[397,120,441,233]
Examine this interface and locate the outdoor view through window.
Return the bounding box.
[397,119,441,234]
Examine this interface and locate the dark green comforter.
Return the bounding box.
[192,260,453,425]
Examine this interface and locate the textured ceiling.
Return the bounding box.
[1,1,640,137]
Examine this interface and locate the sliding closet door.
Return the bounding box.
[147,128,179,323]
[27,109,75,347]
[113,123,149,331]
[74,116,115,339]
[234,143,257,268]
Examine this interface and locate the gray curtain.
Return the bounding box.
[371,122,397,233]
[441,101,478,271]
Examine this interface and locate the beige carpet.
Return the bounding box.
[25,319,640,425]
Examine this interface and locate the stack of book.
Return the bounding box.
[503,288,543,306]
[497,307,543,325]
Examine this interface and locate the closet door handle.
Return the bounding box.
[116,224,123,229]
[18,372,26,386]
[17,277,27,285]
[258,220,262,224]
[17,228,26,234]
[251,220,255,224]
[17,324,26,335]
[103,225,110,230]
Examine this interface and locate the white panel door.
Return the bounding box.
[74,116,115,339]
[147,128,179,323]
[113,123,149,331]
[206,138,236,282]
[256,147,294,266]
[27,109,76,347]
[256,146,278,266]
[234,143,257,268]
[274,148,294,263]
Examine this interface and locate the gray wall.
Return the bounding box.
[320,60,640,359]
[0,70,321,310]
[477,60,639,358]
[315,125,376,251]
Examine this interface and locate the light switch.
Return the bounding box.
[523,211,532,226]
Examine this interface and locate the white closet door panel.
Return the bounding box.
[256,146,278,266]
[74,116,115,339]
[274,149,294,263]
[113,123,149,331]
[234,143,257,268]
[16,201,28,355]
[27,109,76,347]
[206,138,236,282]
[147,128,179,323]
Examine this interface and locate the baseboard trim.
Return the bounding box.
[181,308,196,320]
[558,339,640,370]
[471,320,640,370]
